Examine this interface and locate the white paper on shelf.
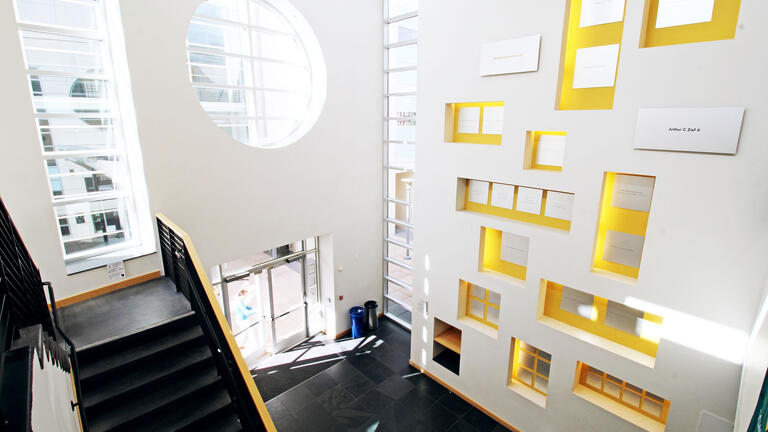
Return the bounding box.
[572,44,620,89]
[457,107,481,134]
[656,0,715,28]
[479,35,541,76]
[535,134,566,166]
[612,174,655,212]
[516,187,543,215]
[633,107,745,154]
[579,0,626,27]
[481,106,504,135]
[544,192,574,221]
[500,232,529,266]
[468,180,490,204]
[490,183,516,209]
[603,230,645,268]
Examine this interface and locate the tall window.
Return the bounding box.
[186,0,326,149]
[12,0,152,270]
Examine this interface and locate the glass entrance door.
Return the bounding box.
[267,258,308,353]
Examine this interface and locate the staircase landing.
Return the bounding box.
[59,276,190,348]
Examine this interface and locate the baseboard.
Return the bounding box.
[409,360,520,432]
[334,312,385,340]
[55,270,163,308]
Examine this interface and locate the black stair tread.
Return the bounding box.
[78,311,197,363]
[129,383,234,432]
[80,323,204,381]
[87,365,221,432]
[192,410,243,432]
[82,341,213,408]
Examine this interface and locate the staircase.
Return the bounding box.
[77,311,243,432]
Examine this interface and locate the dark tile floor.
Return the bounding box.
[260,318,508,431]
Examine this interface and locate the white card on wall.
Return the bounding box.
[603,230,645,268]
[612,174,655,212]
[500,232,529,266]
[479,35,541,76]
[516,187,543,215]
[481,106,504,135]
[490,183,516,209]
[634,107,745,154]
[468,180,490,204]
[457,107,481,134]
[656,0,715,29]
[580,0,626,28]
[106,261,126,281]
[544,192,574,221]
[572,44,620,89]
[535,135,566,166]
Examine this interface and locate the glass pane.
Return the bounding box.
[388,0,418,17]
[194,0,249,23]
[518,349,535,369]
[54,198,131,255]
[46,155,121,200]
[539,350,552,362]
[469,299,484,318]
[270,261,304,317]
[388,70,417,93]
[387,241,410,262]
[388,44,417,69]
[305,237,316,250]
[188,18,250,54]
[31,75,108,99]
[15,0,99,30]
[261,91,309,118]
[214,119,249,144]
[188,52,247,87]
[387,16,418,43]
[386,219,411,245]
[560,286,594,319]
[516,366,533,386]
[227,272,268,334]
[22,31,103,75]
[195,86,248,105]
[274,308,306,343]
[487,305,499,325]
[37,117,116,153]
[388,119,416,142]
[386,169,414,200]
[385,297,411,324]
[261,62,311,92]
[605,301,645,336]
[234,320,270,363]
[470,285,485,299]
[387,282,412,309]
[646,392,665,403]
[487,290,501,306]
[622,389,642,408]
[256,32,304,64]
[536,359,550,377]
[250,1,292,32]
[625,382,643,393]
[642,398,663,417]
[386,262,412,286]
[388,142,415,170]
[388,95,416,118]
[534,375,548,393]
[585,372,603,389]
[604,380,622,398]
[520,341,536,353]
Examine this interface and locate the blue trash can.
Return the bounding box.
[349,306,365,338]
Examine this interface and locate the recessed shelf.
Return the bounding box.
[457,177,574,232]
[639,0,740,48]
[433,318,461,375]
[444,102,504,145]
[524,131,566,171]
[537,279,662,367]
[479,226,528,283]
[592,172,655,279]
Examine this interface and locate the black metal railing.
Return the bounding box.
[0,196,87,430]
[157,216,271,432]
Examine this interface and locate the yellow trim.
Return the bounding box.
[55,271,163,308]
[640,0,741,48]
[510,339,551,396]
[592,172,654,279]
[577,362,671,424]
[410,360,522,432]
[465,284,500,330]
[448,102,504,145]
[463,179,572,231]
[155,213,277,432]
[523,131,566,171]
[557,0,626,110]
[542,281,662,358]
[480,227,527,281]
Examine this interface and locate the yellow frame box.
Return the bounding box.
[444,102,504,145]
[479,227,527,283]
[640,0,741,48]
[524,131,566,172]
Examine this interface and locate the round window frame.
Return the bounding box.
[187,0,327,149]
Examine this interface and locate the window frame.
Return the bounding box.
[511,339,551,396]
[466,284,500,330]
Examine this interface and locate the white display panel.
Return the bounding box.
[479,35,541,76]
[482,106,504,135]
[656,0,715,29]
[516,187,543,214]
[579,0,626,28]
[611,175,654,212]
[490,183,516,209]
[468,180,490,204]
[457,107,481,133]
[535,135,566,166]
[500,232,529,266]
[572,44,620,89]
[544,192,574,221]
[603,230,644,268]
[634,107,745,155]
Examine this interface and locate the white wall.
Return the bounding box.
[735,277,768,431]
[0,0,382,334]
[411,1,768,431]
[30,348,81,432]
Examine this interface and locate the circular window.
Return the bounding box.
[186,0,326,148]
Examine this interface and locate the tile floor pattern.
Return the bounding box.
[262,318,508,431]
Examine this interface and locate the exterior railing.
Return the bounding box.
[156,214,276,432]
